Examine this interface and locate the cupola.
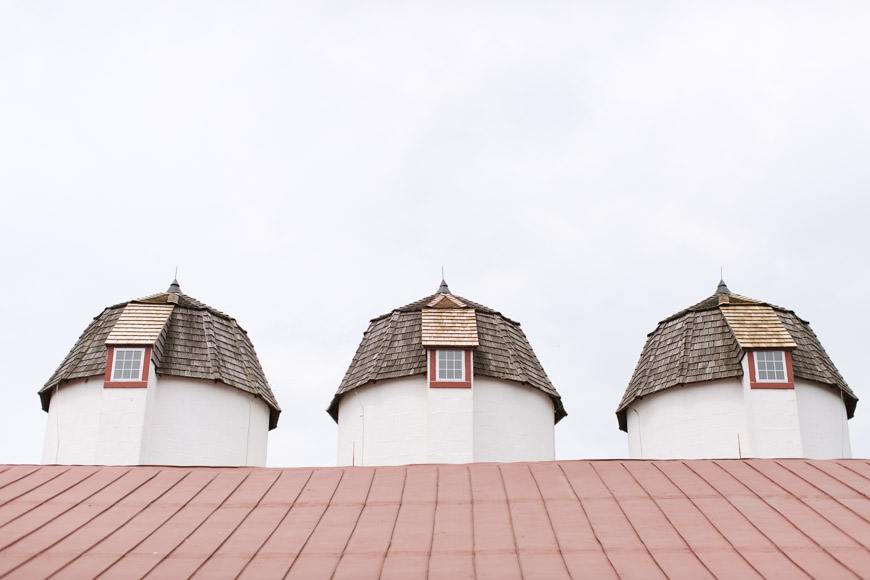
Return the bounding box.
[330,280,565,466]
[41,279,280,466]
[617,280,857,459]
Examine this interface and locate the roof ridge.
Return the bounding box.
[371,311,401,382]
[201,310,224,383]
[492,313,527,384]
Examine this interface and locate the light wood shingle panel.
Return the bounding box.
[421,309,479,347]
[105,304,174,345]
[720,305,797,349]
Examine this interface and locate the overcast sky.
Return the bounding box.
[2,1,869,467]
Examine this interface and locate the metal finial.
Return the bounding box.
[716,277,730,295]
[167,272,181,294]
[437,269,450,294]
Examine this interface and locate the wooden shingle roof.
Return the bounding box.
[41,288,281,429]
[330,292,565,423]
[616,288,857,431]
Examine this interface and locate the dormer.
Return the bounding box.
[421,283,479,389]
[719,299,798,390]
[102,302,174,388]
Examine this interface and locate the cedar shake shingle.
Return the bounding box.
[617,290,856,431]
[105,303,175,345]
[41,290,280,429]
[330,292,565,423]
[421,308,479,347]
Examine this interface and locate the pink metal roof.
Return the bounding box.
[1,460,869,579]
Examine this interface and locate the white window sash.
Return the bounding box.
[436,350,465,381]
[754,351,788,382]
[111,348,146,382]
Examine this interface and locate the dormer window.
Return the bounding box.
[748,350,794,389]
[112,348,145,381]
[755,351,786,382]
[437,350,465,381]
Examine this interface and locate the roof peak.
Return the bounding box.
[716,278,730,294]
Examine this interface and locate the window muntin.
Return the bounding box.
[755,351,787,382]
[437,350,464,381]
[112,348,145,381]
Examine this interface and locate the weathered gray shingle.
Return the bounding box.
[329,293,565,423]
[42,291,280,429]
[617,290,857,431]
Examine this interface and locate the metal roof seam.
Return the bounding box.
[831,460,870,492]
[779,462,870,519]
[73,469,195,579]
[97,469,222,579]
[466,464,477,580]
[376,466,408,580]
[234,468,315,580]
[495,464,523,579]
[0,467,84,538]
[187,470,284,580]
[425,465,440,575]
[587,461,670,579]
[648,461,765,579]
[0,466,50,502]
[115,469,243,579]
[284,468,348,578]
[554,462,618,577]
[715,460,865,579]
[746,461,870,551]
[0,467,130,574]
[814,462,870,500]
[617,462,718,579]
[25,468,166,580]
[685,461,825,579]
[525,463,571,579]
[328,468,378,580]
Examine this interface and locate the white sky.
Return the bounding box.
[2,1,869,466]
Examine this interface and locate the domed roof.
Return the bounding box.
[41,281,281,429]
[329,284,566,423]
[616,282,857,431]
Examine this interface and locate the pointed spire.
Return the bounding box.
[716,278,730,294]
[167,278,181,293]
[437,278,451,295]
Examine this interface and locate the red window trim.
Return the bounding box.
[104,346,152,388]
[428,349,472,388]
[747,350,794,389]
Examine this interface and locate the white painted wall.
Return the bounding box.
[741,357,803,458]
[336,375,556,466]
[627,379,747,459]
[95,360,156,464]
[43,368,270,466]
[473,377,554,462]
[336,377,429,466]
[626,355,853,459]
[42,377,103,464]
[143,376,270,466]
[795,379,852,459]
[428,385,474,463]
